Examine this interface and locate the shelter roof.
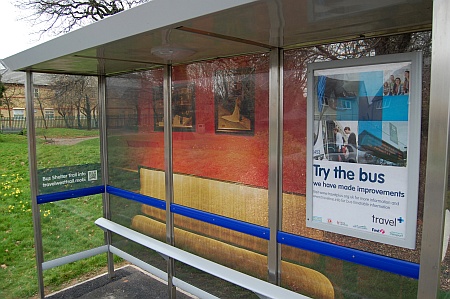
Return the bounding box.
[1,69,52,86]
[3,0,432,77]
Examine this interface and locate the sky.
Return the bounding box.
[0,1,52,60]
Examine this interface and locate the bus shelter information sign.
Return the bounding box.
[37,163,102,194]
[306,52,422,249]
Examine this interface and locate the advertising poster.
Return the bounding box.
[306,52,422,249]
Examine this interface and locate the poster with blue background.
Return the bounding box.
[307,53,422,249]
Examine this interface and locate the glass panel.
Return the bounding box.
[40,196,106,290]
[172,216,268,280]
[110,195,145,228]
[110,195,168,273]
[282,45,424,260]
[106,68,167,274]
[111,234,168,274]
[171,54,270,224]
[282,35,430,297]
[174,261,259,299]
[110,195,167,272]
[35,74,101,195]
[280,245,418,299]
[165,55,270,280]
[107,70,164,192]
[40,196,103,258]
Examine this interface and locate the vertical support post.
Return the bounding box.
[26,71,45,298]
[164,64,176,298]
[268,48,283,284]
[98,74,115,278]
[418,0,450,297]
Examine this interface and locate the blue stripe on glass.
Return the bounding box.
[104,187,419,279]
[171,204,270,240]
[106,186,166,210]
[277,231,419,279]
[37,185,105,204]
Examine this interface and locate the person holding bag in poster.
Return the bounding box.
[344,126,357,163]
[334,127,344,161]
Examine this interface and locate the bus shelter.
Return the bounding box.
[3,0,448,298]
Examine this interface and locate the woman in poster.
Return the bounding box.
[393,77,403,95]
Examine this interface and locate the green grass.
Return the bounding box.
[1,128,449,298]
[37,137,101,168]
[0,129,111,299]
[35,127,100,138]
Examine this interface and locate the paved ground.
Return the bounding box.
[46,266,197,299]
[47,137,98,146]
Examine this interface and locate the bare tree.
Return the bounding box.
[72,76,98,130]
[1,84,21,128]
[35,96,49,129]
[32,86,55,129]
[50,75,98,129]
[284,32,432,97]
[16,0,149,35]
[51,77,76,128]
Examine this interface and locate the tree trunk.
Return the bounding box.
[6,102,12,128]
[85,95,92,130]
[37,99,48,129]
[77,105,82,129]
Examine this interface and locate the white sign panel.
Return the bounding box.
[306,52,422,249]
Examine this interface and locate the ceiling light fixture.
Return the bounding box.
[151,45,196,61]
[151,28,196,62]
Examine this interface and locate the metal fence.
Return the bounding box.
[0,116,100,132]
[0,115,144,133]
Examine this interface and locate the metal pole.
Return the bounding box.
[26,71,45,298]
[164,64,176,298]
[268,48,283,285]
[98,74,115,278]
[418,0,450,297]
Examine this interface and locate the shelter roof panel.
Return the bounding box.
[2,0,432,76]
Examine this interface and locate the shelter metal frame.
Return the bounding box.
[25,53,422,297]
[418,0,450,297]
[4,0,447,298]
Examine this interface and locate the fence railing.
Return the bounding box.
[0,116,101,132]
[0,115,146,132]
[0,117,27,132]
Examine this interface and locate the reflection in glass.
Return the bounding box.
[214,67,255,134]
[153,83,195,131]
[34,74,101,195]
[107,70,164,192]
[175,261,259,299]
[281,245,418,298]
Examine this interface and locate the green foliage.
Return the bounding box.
[0,129,110,298]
